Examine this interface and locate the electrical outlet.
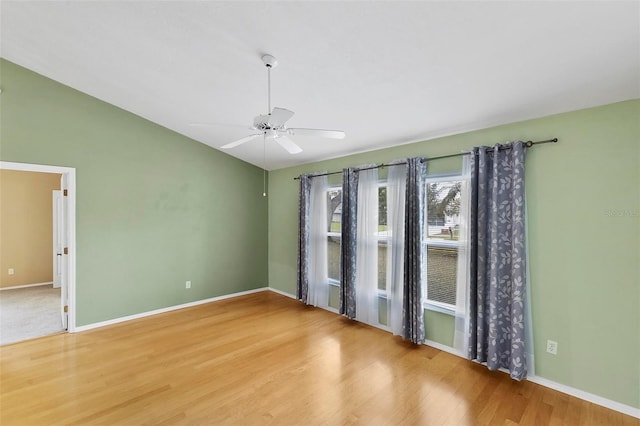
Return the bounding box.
[546,340,558,355]
[8,268,14,275]
[185,281,191,289]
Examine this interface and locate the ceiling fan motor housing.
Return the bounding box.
[253,114,277,131]
[253,113,290,132]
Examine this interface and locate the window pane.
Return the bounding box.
[426,246,458,305]
[328,189,342,232]
[378,186,388,291]
[378,186,387,231]
[327,237,341,282]
[378,240,387,291]
[426,181,462,241]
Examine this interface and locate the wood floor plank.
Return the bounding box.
[1,291,637,425]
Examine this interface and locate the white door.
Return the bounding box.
[52,190,62,288]
[59,175,69,330]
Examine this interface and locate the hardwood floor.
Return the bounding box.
[0,291,637,425]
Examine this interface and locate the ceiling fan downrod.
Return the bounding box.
[262,55,278,117]
[259,56,276,198]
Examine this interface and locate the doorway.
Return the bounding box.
[0,161,76,344]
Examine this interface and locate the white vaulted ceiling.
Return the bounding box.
[1,1,638,170]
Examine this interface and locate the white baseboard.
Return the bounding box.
[424,341,639,418]
[423,341,639,418]
[73,287,269,332]
[0,281,53,291]
[268,287,297,299]
[425,339,466,358]
[267,288,341,314]
[526,375,639,419]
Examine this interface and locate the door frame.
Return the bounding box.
[52,190,62,289]
[0,161,77,332]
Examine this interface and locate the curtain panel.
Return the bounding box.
[308,175,330,307]
[402,157,427,344]
[340,167,359,319]
[297,173,329,307]
[296,174,312,303]
[453,157,472,354]
[468,141,528,380]
[354,168,380,325]
[387,161,407,337]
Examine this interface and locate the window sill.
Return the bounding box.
[325,281,456,316]
[424,301,455,316]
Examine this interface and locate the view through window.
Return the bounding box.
[425,178,462,309]
[324,175,463,313]
[327,189,341,286]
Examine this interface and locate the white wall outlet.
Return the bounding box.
[546,339,558,355]
[8,268,15,275]
[185,281,191,289]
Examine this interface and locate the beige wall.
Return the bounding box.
[0,170,61,288]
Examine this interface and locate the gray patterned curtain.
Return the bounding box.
[296,174,312,303]
[403,157,427,344]
[340,167,358,319]
[468,141,527,380]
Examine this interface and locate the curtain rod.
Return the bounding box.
[293,138,558,180]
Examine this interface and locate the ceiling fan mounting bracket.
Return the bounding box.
[262,54,278,69]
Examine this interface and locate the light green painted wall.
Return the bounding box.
[0,59,268,326]
[268,100,639,409]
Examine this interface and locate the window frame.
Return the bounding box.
[326,185,342,288]
[423,173,464,316]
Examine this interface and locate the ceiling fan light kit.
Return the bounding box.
[218,54,345,154]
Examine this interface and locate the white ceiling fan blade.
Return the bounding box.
[287,128,346,139]
[221,133,262,149]
[274,135,303,154]
[269,107,295,128]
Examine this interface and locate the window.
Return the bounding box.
[424,177,463,314]
[326,185,389,291]
[377,185,388,293]
[327,188,341,286]
[326,176,465,316]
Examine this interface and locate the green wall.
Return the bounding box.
[0,59,268,326]
[268,100,639,409]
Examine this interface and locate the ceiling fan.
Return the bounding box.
[195,54,345,154]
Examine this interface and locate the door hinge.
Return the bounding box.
[64,247,68,255]
[63,189,68,196]
[64,305,68,313]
